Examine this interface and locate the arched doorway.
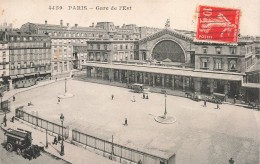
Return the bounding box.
[152,40,185,63]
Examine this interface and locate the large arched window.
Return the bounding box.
[152,40,185,63]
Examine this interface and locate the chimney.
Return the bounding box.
[75,24,78,27]
[67,23,70,27]
[45,20,47,24]
[60,20,63,26]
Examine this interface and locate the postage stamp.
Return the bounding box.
[196,5,240,43]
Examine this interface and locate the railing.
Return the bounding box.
[72,129,175,164]
[15,107,69,139]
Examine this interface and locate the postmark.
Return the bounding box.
[196,5,240,43]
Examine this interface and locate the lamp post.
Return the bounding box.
[60,113,64,156]
[164,93,167,119]
[65,78,67,93]
[0,93,6,127]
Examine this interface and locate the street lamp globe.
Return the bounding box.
[60,113,64,122]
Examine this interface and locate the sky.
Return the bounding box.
[0,0,260,36]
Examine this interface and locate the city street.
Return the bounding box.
[8,79,260,164]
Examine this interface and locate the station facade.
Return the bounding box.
[83,28,259,102]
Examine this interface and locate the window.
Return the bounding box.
[126,45,128,49]
[202,47,208,54]
[104,44,107,50]
[17,63,21,69]
[120,44,123,50]
[114,45,117,50]
[230,60,237,70]
[90,44,93,50]
[2,51,6,57]
[230,47,236,54]
[216,47,222,54]
[215,59,222,70]
[201,58,208,68]
[97,44,100,50]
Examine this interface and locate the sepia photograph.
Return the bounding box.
[0,0,260,163]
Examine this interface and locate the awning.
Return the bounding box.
[213,93,225,97]
[39,71,51,75]
[242,83,260,89]
[16,75,24,78]
[24,73,36,77]
[10,75,16,79]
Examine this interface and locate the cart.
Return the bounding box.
[4,128,43,160]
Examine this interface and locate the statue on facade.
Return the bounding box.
[165,19,170,29]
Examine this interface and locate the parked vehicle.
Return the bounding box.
[129,83,144,93]
[4,128,43,160]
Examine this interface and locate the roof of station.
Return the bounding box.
[83,62,244,81]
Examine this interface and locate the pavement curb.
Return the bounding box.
[42,150,72,164]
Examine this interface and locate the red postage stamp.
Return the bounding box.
[196,5,240,43]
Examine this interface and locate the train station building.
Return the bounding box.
[82,28,259,103]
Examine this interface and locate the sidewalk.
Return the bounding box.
[1,120,118,164]
[2,79,57,101]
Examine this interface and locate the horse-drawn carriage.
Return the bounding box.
[4,128,43,160]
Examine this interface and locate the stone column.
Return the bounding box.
[152,74,155,87]
[162,74,165,89]
[172,75,175,90]
[101,68,104,80]
[93,67,97,78]
[109,69,114,81]
[148,73,151,86]
[143,72,146,84]
[210,79,214,95]
[194,77,201,94]
[86,67,90,77]
[183,77,186,91]
[126,71,130,84]
[119,70,122,82]
[135,72,138,83]
[224,80,228,99]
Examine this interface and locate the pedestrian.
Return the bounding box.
[3,115,7,124]
[234,97,236,104]
[111,94,114,100]
[138,159,142,164]
[58,135,61,143]
[11,116,15,123]
[217,101,220,109]
[56,77,57,81]
[203,99,207,107]
[124,118,128,126]
[53,136,58,145]
[229,158,234,164]
[132,96,136,102]
[146,94,149,99]
[13,96,15,102]
[57,97,60,104]
[143,93,145,99]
